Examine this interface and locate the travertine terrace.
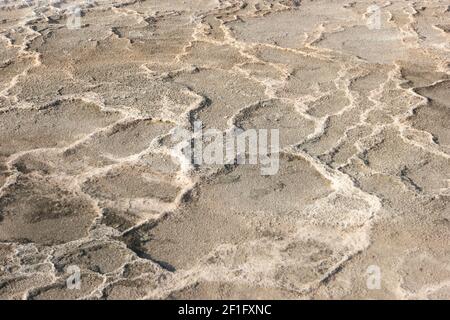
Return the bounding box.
[0,0,449,299]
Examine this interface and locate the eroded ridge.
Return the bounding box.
[0,0,449,300]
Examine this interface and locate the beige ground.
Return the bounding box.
[0,0,449,300]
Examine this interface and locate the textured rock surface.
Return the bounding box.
[0,0,449,299]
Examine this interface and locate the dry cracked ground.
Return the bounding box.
[0,0,449,300]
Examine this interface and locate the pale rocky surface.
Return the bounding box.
[0,0,449,300]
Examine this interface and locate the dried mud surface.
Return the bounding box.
[0,0,449,299]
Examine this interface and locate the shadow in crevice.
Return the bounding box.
[120,221,176,272]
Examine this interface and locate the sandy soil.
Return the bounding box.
[0,0,449,299]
